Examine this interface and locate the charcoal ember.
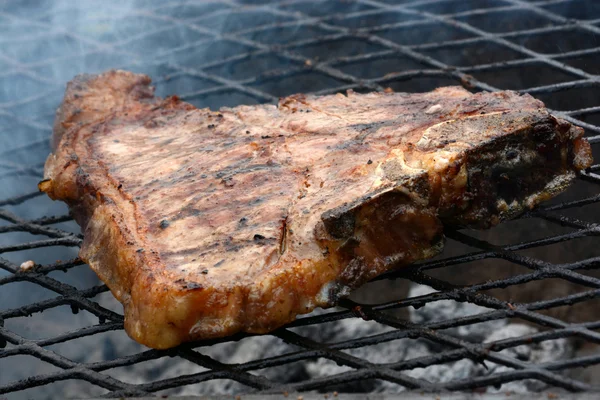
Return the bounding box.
[303,316,425,392]
[409,284,506,341]
[173,335,308,395]
[373,349,479,393]
[305,358,359,390]
[302,315,481,393]
[482,324,572,393]
[408,285,573,393]
[400,359,478,389]
[292,309,396,342]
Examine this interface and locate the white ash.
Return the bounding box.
[408,283,506,342]
[303,322,479,393]
[304,285,571,394]
[41,284,573,398]
[407,285,571,393]
[482,324,571,393]
[303,317,407,393]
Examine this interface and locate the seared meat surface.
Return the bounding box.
[40,70,592,349]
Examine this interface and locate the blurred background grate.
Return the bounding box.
[1,0,600,398]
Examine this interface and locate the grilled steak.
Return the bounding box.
[40,70,592,349]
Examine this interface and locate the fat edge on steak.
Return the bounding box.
[39,70,593,349]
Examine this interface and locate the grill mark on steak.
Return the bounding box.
[40,70,593,349]
[213,163,281,180]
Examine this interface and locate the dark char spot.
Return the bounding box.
[186,282,203,290]
[214,259,225,267]
[159,219,170,229]
[506,149,518,160]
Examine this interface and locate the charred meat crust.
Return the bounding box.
[40,70,593,349]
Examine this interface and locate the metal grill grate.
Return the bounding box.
[1,0,600,397]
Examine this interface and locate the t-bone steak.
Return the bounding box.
[40,70,593,349]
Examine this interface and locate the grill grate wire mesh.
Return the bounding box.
[1,0,600,397]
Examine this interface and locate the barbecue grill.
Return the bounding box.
[1,0,600,398]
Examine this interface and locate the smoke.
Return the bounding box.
[0,2,249,398]
[1,1,596,398]
[0,3,136,398]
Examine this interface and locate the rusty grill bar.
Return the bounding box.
[1,0,600,397]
